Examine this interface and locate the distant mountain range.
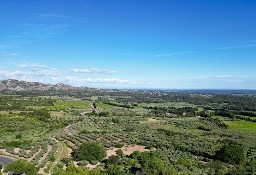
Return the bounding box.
[1,79,255,95]
[0,79,90,91]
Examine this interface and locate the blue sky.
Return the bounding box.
[0,0,256,89]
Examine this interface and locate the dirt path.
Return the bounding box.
[49,138,64,174]
[39,164,49,175]
[38,145,52,165]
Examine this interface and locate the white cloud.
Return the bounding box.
[71,68,118,74]
[65,76,135,85]
[19,64,47,68]
[0,68,60,83]
[216,43,256,50]
[7,53,19,57]
[0,64,136,88]
[154,51,193,57]
[169,74,256,89]
[121,53,135,56]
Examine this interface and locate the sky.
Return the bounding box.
[0,0,256,89]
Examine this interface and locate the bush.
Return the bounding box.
[99,112,110,117]
[115,143,124,148]
[215,141,245,165]
[4,160,37,175]
[49,154,56,161]
[116,149,123,157]
[107,155,120,165]
[73,142,106,162]
[209,160,228,175]
[78,160,89,166]
[15,133,22,139]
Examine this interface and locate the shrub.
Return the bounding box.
[107,155,120,165]
[215,141,245,165]
[115,143,124,148]
[72,142,106,162]
[78,160,89,166]
[4,160,37,175]
[15,133,22,139]
[116,149,123,157]
[49,154,56,161]
[90,160,98,165]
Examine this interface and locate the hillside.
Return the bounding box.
[0,79,89,91]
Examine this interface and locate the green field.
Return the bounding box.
[44,101,90,111]
[225,120,256,133]
[96,102,115,109]
[139,102,196,108]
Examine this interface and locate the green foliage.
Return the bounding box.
[49,154,56,161]
[78,160,89,166]
[107,165,125,175]
[107,155,120,165]
[131,152,165,175]
[3,140,31,147]
[20,109,51,121]
[73,142,106,162]
[215,141,245,165]
[116,149,124,157]
[56,165,104,175]
[115,143,124,148]
[15,133,22,139]
[2,90,256,174]
[209,160,228,175]
[4,160,37,175]
[99,111,110,117]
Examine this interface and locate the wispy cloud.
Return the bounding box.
[7,13,88,43]
[35,13,88,23]
[65,76,135,85]
[71,68,118,74]
[7,53,19,57]
[169,74,256,89]
[0,53,20,58]
[216,43,256,50]
[0,68,60,81]
[19,63,47,68]
[0,44,13,50]
[153,51,193,57]
[0,64,136,88]
[121,53,135,56]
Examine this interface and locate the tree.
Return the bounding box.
[107,165,125,175]
[209,160,228,175]
[56,165,104,175]
[116,149,123,157]
[4,160,37,175]
[73,142,106,162]
[131,152,165,175]
[215,141,245,165]
[107,155,120,165]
